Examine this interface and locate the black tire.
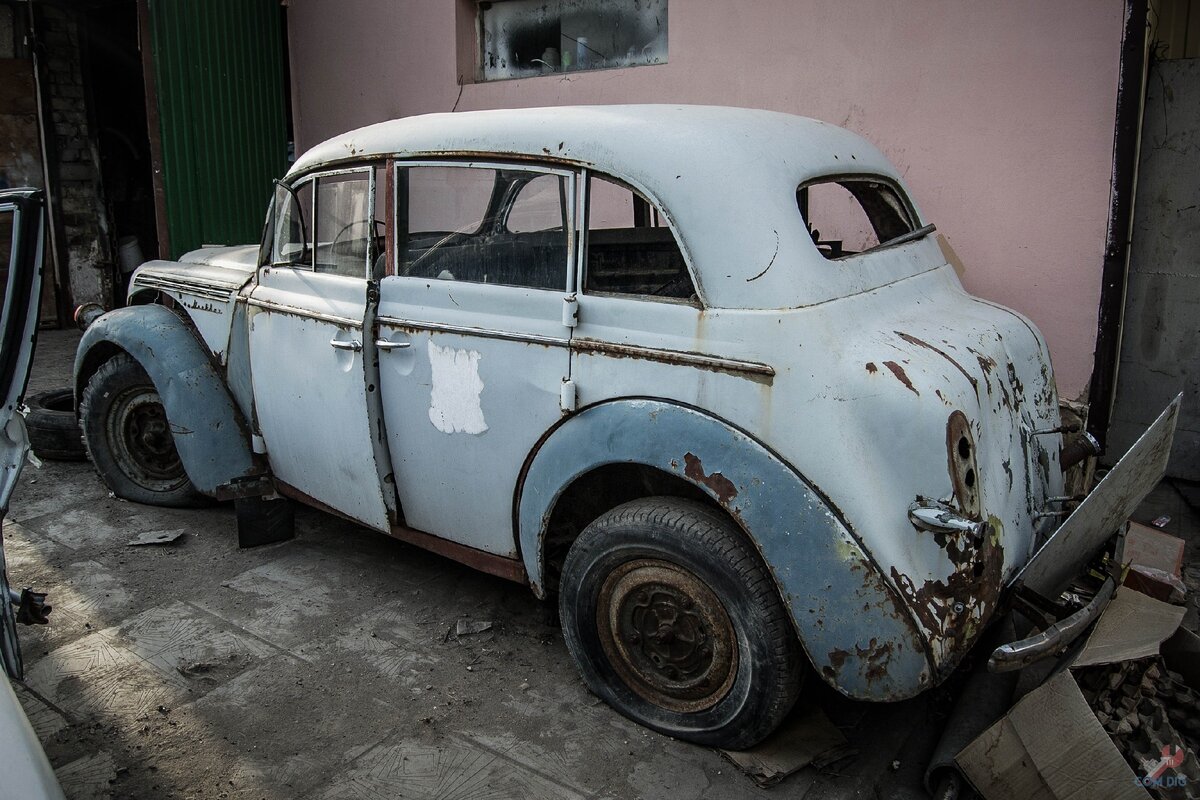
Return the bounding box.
[559,497,803,749]
[79,353,207,507]
[25,388,88,461]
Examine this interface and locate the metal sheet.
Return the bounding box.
[1015,394,1182,598]
[146,0,288,257]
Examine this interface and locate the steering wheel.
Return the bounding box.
[329,219,384,257]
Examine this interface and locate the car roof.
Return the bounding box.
[289,105,937,309]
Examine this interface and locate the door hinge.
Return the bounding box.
[560,378,577,413]
[562,293,579,328]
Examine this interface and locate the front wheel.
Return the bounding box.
[559,498,803,750]
[80,353,206,507]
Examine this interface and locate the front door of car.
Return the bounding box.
[0,189,46,680]
[375,162,575,556]
[248,166,394,532]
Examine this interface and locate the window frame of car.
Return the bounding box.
[266,164,379,281]
[796,173,932,262]
[389,159,579,294]
[577,167,701,308]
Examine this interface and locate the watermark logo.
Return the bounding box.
[1136,744,1188,788]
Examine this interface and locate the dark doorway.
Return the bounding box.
[82,0,157,300]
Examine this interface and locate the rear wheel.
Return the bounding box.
[80,353,206,507]
[559,497,803,749]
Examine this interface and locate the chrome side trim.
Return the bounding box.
[133,273,235,303]
[375,316,774,379]
[376,315,570,348]
[571,338,776,379]
[246,297,362,329]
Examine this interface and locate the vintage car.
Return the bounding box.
[70,105,1174,750]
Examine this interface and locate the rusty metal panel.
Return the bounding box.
[146,0,288,258]
[1015,394,1182,599]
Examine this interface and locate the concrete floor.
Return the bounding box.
[6,329,1195,799]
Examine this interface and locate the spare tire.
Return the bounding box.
[25,388,88,462]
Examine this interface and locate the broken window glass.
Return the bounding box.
[396,164,570,291]
[797,178,922,259]
[479,0,667,82]
[584,175,695,302]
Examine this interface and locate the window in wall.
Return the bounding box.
[479,0,667,82]
[395,164,570,291]
[797,177,922,260]
[584,175,694,302]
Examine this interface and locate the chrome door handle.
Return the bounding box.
[375,340,411,351]
[330,338,363,352]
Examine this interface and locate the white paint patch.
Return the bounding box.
[427,340,488,435]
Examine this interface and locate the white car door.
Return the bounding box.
[0,189,67,800]
[375,163,576,557]
[249,167,394,531]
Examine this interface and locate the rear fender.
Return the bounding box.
[517,398,934,701]
[74,304,263,495]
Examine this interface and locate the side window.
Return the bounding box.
[314,171,373,278]
[797,178,915,259]
[584,175,694,301]
[396,165,569,291]
[271,179,313,267]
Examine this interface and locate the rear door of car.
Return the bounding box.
[0,188,46,681]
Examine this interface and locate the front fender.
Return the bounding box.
[74,305,262,495]
[517,398,934,701]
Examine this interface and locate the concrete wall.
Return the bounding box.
[285,0,1126,398]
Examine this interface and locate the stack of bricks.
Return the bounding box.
[39,4,113,310]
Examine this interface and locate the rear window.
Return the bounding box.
[797,177,927,260]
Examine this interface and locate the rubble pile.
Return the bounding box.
[1078,658,1200,799]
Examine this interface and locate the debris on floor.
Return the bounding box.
[720,701,855,787]
[957,585,1197,799]
[126,528,186,546]
[455,618,493,637]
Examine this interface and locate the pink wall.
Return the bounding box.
[286,0,1126,398]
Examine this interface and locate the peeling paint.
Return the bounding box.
[883,360,919,396]
[427,340,488,435]
[682,452,738,504]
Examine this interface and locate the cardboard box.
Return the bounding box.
[956,589,1188,800]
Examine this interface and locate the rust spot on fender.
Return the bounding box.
[894,331,977,393]
[883,361,919,396]
[683,453,738,504]
[889,520,1004,678]
[865,361,878,374]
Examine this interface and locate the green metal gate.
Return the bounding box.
[146,0,288,258]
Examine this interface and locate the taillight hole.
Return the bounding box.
[958,437,971,459]
[965,468,976,488]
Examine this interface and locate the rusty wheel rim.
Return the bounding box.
[596,558,738,713]
[108,387,188,492]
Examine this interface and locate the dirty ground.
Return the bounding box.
[7,330,1199,799]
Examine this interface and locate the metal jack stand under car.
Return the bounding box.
[925,395,1183,800]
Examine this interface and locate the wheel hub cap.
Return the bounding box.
[597,558,738,713]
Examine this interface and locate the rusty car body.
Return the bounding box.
[72,105,1126,748]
